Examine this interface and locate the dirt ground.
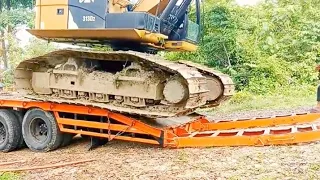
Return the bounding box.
[1,107,320,180]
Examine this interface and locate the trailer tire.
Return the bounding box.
[80,134,90,139]
[22,108,63,152]
[11,110,26,149]
[61,133,74,147]
[0,109,20,152]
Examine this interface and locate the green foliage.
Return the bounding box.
[91,44,113,51]
[0,172,20,180]
[10,0,35,9]
[1,0,34,10]
[20,38,56,59]
[167,0,320,95]
[6,33,55,68]
[0,8,34,30]
[0,1,35,71]
[1,35,55,86]
[205,84,317,114]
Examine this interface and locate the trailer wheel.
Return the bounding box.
[61,133,74,147]
[11,110,26,149]
[0,109,20,152]
[22,108,63,152]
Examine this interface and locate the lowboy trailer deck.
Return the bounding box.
[1,92,320,153]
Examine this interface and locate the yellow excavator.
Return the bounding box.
[14,0,235,118]
[2,0,320,153]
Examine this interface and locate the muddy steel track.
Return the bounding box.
[14,49,235,118]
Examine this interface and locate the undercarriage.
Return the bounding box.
[14,49,235,118]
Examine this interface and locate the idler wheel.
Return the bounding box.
[163,77,189,104]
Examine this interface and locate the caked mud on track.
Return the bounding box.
[14,49,235,118]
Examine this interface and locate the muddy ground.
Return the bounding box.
[1,106,320,180]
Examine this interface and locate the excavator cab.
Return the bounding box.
[29,0,202,52]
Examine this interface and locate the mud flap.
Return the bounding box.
[88,137,108,151]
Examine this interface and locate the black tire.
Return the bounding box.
[61,133,74,147]
[11,110,26,149]
[22,108,63,152]
[0,109,20,152]
[80,134,90,139]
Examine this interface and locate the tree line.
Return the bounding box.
[168,0,320,94]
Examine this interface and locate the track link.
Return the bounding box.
[178,60,235,108]
[15,49,228,118]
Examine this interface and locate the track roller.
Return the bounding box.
[22,108,63,152]
[0,109,21,152]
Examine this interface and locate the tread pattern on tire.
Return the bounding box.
[11,110,26,149]
[22,108,63,152]
[0,109,20,152]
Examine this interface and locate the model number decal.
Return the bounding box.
[83,16,96,22]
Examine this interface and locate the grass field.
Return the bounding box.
[205,85,317,115]
[0,173,20,180]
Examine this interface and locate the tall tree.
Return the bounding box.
[6,0,11,9]
[167,0,320,93]
[0,0,34,70]
[4,0,34,9]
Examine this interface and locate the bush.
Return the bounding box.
[1,34,56,88]
[166,0,320,95]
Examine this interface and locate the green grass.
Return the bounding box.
[0,173,20,180]
[204,84,317,115]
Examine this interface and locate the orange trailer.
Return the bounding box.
[1,92,320,153]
